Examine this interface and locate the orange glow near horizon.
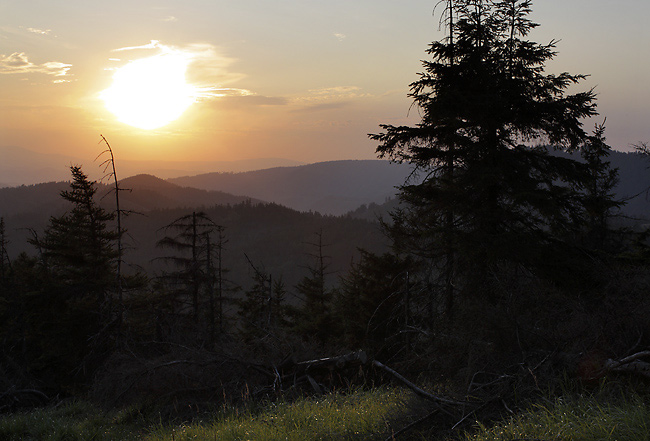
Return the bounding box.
[100,53,198,130]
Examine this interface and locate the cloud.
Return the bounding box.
[25,27,52,35]
[294,101,351,113]
[106,40,251,104]
[291,86,370,112]
[162,16,178,22]
[309,86,361,96]
[220,95,289,107]
[0,52,71,78]
[195,87,253,100]
[113,40,161,52]
[333,33,347,42]
[109,41,243,86]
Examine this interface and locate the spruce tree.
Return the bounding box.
[371,0,597,310]
[237,256,285,341]
[39,166,117,304]
[26,166,118,385]
[291,231,333,344]
[156,212,222,323]
[580,122,622,252]
[0,217,9,286]
[334,250,413,354]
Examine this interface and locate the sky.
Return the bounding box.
[1,0,649,168]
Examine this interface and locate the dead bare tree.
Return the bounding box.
[97,135,132,339]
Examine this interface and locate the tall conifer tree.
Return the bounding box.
[371,0,597,310]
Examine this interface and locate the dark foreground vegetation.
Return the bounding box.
[2,0,650,439]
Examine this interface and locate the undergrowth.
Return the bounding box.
[461,390,650,441]
[0,387,413,441]
[3,384,650,441]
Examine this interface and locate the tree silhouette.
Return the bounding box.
[37,166,117,304]
[579,122,622,252]
[156,211,226,330]
[26,166,118,385]
[0,217,10,285]
[334,250,414,355]
[371,0,597,312]
[97,135,132,337]
[290,230,334,343]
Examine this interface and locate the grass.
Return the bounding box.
[462,393,650,441]
[0,399,144,440]
[4,386,650,441]
[0,387,413,441]
[144,388,411,441]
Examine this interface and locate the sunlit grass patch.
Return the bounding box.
[144,387,412,441]
[463,394,650,441]
[0,388,413,441]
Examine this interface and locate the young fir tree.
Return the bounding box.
[156,212,222,323]
[27,166,118,385]
[237,256,285,341]
[334,250,413,355]
[580,122,622,252]
[39,166,118,305]
[371,0,597,312]
[0,217,9,287]
[290,230,333,344]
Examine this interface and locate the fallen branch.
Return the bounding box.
[372,360,466,407]
[295,350,368,371]
[597,350,650,380]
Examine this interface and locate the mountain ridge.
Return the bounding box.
[168,159,415,215]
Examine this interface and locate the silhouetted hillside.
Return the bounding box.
[0,175,263,264]
[2,199,387,292]
[125,202,387,290]
[0,175,257,221]
[115,174,260,212]
[169,160,416,215]
[168,154,650,219]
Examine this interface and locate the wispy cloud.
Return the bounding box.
[309,86,361,96]
[219,94,289,108]
[162,16,178,23]
[333,33,347,42]
[0,52,71,78]
[107,40,249,101]
[195,87,253,100]
[293,86,370,112]
[25,27,52,35]
[113,40,161,52]
[296,101,351,113]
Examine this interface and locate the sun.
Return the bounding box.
[100,53,198,130]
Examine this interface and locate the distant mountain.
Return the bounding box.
[114,174,260,212]
[169,160,416,216]
[0,174,258,221]
[0,174,260,254]
[119,157,306,179]
[0,179,387,291]
[169,153,650,219]
[0,145,303,186]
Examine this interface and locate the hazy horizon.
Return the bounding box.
[2,1,649,169]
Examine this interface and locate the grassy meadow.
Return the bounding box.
[2,385,650,440]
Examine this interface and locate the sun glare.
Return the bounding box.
[100,53,198,130]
